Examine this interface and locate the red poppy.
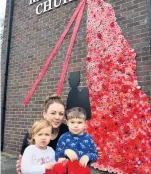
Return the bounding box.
[110,22,115,27]
[86,56,91,62]
[97,33,102,39]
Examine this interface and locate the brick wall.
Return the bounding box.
[1,0,150,155]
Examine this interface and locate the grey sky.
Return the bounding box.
[0,0,6,56]
[0,0,6,19]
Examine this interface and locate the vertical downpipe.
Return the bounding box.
[1,0,14,151]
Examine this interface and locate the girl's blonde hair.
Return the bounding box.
[29,119,52,144]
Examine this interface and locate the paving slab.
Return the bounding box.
[1,152,18,174]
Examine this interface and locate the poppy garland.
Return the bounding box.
[85,0,151,174]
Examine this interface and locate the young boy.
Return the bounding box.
[55,107,98,174]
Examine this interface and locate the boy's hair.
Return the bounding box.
[66,107,87,120]
[29,119,52,144]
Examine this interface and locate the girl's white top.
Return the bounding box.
[21,145,56,174]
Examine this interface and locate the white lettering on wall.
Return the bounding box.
[29,0,75,15]
[36,3,43,14]
[62,0,73,4]
[29,0,42,5]
[43,0,53,13]
[54,0,62,8]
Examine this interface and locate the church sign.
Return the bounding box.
[29,0,76,15]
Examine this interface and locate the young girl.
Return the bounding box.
[21,119,56,174]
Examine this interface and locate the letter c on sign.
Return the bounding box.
[36,3,43,15]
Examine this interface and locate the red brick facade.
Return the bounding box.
[1,0,151,155]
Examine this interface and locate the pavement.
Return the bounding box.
[1,152,18,174]
[1,152,109,174]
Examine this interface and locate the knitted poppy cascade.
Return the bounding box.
[86,0,151,173]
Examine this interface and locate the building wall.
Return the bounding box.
[1,0,150,155]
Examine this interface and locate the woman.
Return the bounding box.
[16,94,68,174]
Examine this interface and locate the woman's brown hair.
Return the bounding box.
[43,94,65,112]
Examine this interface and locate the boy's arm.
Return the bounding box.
[55,135,66,161]
[21,146,46,174]
[86,136,98,162]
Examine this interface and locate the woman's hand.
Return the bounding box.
[16,154,22,174]
[79,155,89,167]
[45,162,55,170]
[64,149,78,161]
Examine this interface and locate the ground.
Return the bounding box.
[1,152,109,174]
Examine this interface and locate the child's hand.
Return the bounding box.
[58,158,67,163]
[16,154,22,174]
[64,149,78,161]
[79,155,89,167]
[45,162,55,170]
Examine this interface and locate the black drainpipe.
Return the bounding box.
[149,0,151,43]
[1,0,14,151]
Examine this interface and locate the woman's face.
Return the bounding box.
[43,102,65,128]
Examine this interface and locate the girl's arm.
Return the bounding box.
[21,146,46,174]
